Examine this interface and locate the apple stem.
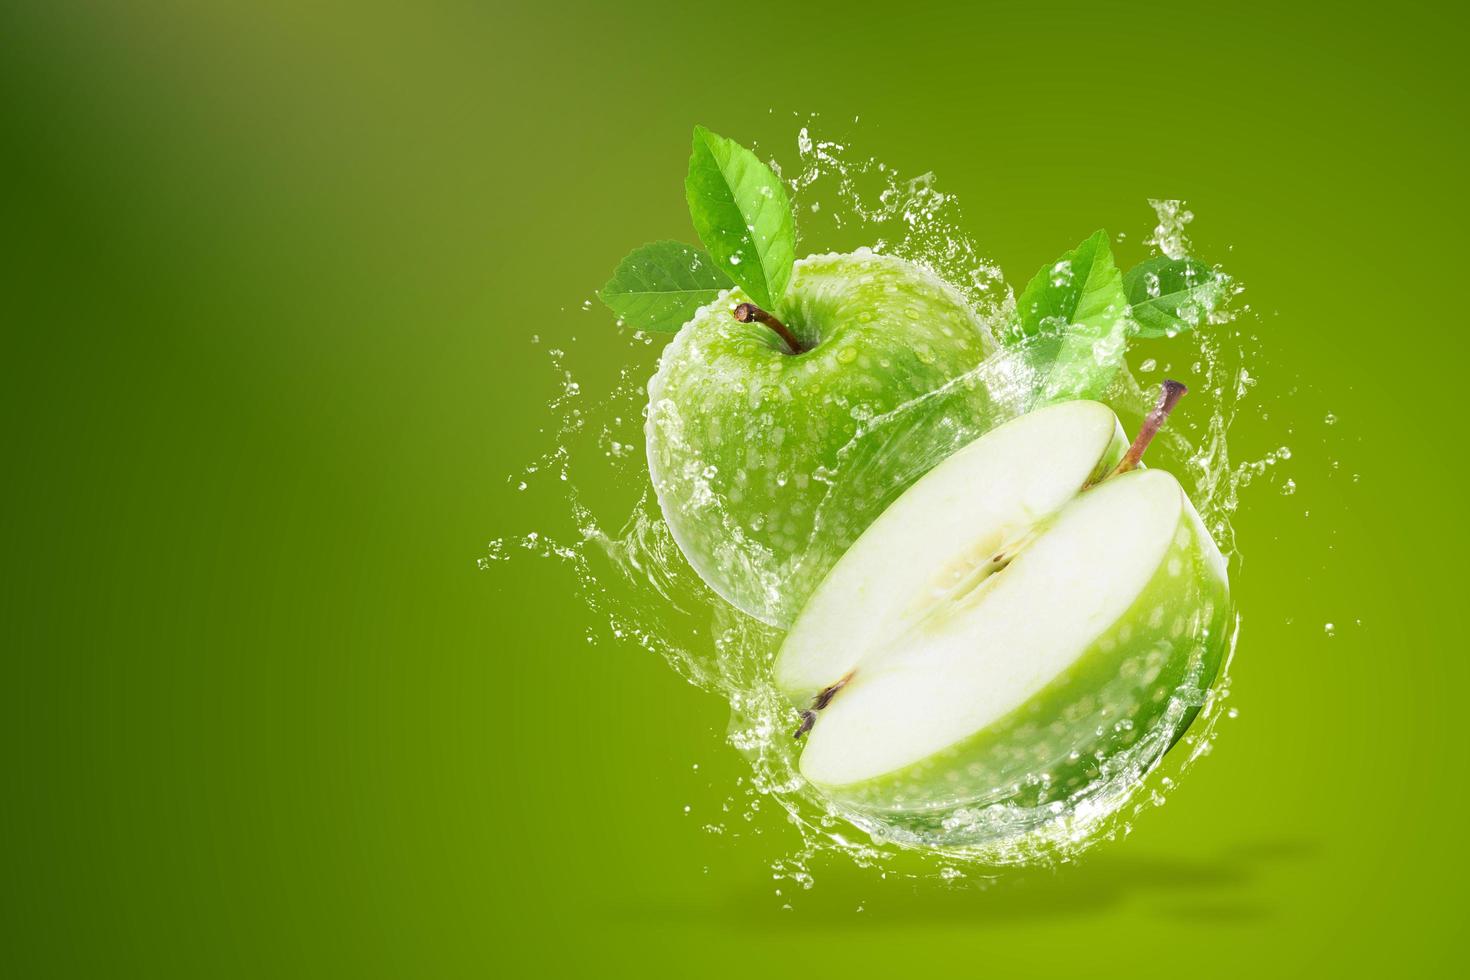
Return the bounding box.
[1111,380,1188,477]
[793,670,854,739]
[733,303,805,354]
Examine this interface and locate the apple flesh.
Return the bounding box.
[774,399,1229,826]
[645,249,997,627]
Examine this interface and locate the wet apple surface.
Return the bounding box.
[646,249,997,627]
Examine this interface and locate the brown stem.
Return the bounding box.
[1111,380,1188,477]
[733,303,805,354]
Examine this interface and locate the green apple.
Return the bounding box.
[645,248,997,626]
[773,388,1229,834]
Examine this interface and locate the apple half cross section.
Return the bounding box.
[773,397,1230,816]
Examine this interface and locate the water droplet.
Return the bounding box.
[1147,199,1195,260]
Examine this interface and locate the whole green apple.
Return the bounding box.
[774,387,1230,841]
[645,248,997,626]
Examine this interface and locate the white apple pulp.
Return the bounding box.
[774,401,1230,830]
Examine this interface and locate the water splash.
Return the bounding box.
[485,125,1277,885]
[1147,199,1196,260]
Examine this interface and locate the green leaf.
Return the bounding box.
[684,126,795,309]
[1124,255,1228,338]
[599,241,733,333]
[1013,230,1131,402]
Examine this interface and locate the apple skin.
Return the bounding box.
[803,471,1230,835]
[645,249,997,626]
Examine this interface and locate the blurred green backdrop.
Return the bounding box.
[3,0,1465,975]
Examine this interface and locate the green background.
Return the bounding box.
[4,1,1465,975]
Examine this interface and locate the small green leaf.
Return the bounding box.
[685,126,795,309]
[1013,230,1131,401]
[599,241,733,333]
[1124,255,1228,338]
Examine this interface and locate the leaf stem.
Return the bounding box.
[1111,379,1188,476]
[733,303,805,354]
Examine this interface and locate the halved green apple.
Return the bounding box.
[774,387,1229,825]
